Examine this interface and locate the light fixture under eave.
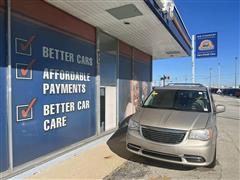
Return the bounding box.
[166,50,181,55]
[106,4,143,20]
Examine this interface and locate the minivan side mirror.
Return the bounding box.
[215,104,225,113]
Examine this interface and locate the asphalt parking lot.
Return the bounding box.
[106,95,240,180]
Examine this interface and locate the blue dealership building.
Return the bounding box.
[0,0,191,177]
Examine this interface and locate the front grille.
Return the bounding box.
[142,149,182,162]
[141,126,186,144]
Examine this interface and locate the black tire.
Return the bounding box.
[206,147,216,168]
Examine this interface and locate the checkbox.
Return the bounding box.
[16,105,33,122]
[16,63,32,80]
[15,36,35,56]
[16,98,37,122]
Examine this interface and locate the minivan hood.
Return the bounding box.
[135,108,211,130]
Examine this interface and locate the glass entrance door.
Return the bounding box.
[99,31,118,133]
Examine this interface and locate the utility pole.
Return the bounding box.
[235,57,238,88]
[218,62,221,88]
[209,68,212,88]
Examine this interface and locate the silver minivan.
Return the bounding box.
[126,83,225,167]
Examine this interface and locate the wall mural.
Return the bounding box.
[11,15,96,167]
[119,80,151,123]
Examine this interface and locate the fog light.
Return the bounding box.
[127,143,141,151]
[184,155,205,163]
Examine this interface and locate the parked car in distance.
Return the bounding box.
[210,87,240,98]
[126,83,225,168]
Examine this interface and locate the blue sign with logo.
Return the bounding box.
[11,16,96,167]
[195,32,217,58]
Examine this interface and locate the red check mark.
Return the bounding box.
[20,35,35,51]
[20,59,36,77]
[21,98,37,119]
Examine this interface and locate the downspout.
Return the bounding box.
[6,0,13,171]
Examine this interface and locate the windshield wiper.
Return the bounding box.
[173,107,207,112]
[143,105,176,110]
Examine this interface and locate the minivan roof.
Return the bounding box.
[153,83,208,91]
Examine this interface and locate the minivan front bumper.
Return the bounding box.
[126,129,216,166]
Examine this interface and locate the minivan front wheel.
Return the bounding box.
[206,147,216,168]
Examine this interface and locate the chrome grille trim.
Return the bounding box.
[141,126,186,144]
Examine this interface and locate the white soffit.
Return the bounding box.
[46,0,188,60]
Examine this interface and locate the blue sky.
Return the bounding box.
[152,0,240,87]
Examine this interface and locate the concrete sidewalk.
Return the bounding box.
[11,132,128,180]
[26,143,126,179]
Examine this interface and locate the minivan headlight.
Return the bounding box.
[128,119,140,131]
[189,128,213,141]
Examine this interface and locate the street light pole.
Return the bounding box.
[235,57,238,88]
[218,62,221,88]
[209,68,212,88]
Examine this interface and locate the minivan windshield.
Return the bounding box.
[143,89,211,112]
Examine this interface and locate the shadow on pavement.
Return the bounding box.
[107,116,195,171]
